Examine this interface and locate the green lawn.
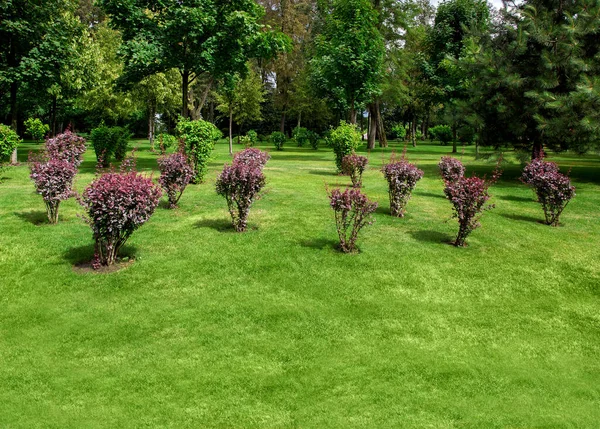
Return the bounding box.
[1,139,599,428]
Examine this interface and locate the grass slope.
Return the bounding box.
[0,139,599,428]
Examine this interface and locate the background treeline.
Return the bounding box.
[1,0,599,158]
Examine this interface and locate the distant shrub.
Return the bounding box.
[176,118,221,184]
[24,118,50,141]
[216,156,267,232]
[80,167,162,267]
[327,121,361,172]
[245,130,258,147]
[0,124,21,164]
[391,124,407,140]
[521,158,575,226]
[157,133,177,155]
[29,156,77,224]
[46,130,87,168]
[233,147,271,170]
[328,187,377,253]
[341,154,368,188]
[429,125,453,145]
[292,127,309,147]
[382,158,424,217]
[90,125,132,167]
[270,131,286,151]
[307,130,319,150]
[158,153,194,208]
[438,156,465,182]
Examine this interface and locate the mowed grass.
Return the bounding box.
[0,138,599,428]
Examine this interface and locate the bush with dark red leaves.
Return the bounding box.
[233,148,271,170]
[46,130,87,168]
[438,156,465,182]
[341,154,368,188]
[158,152,194,208]
[382,159,424,217]
[328,187,378,253]
[29,156,77,224]
[521,158,575,226]
[80,169,162,267]
[216,159,267,232]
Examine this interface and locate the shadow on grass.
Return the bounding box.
[416,192,445,200]
[499,195,534,203]
[408,230,453,244]
[64,243,138,266]
[194,218,236,232]
[299,238,338,251]
[308,170,338,176]
[14,210,49,225]
[500,213,541,223]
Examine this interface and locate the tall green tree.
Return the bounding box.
[100,0,290,119]
[311,0,385,124]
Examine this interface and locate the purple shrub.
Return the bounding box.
[29,156,77,224]
[521,158,575,226]
[158,152,194,208]
[216,161,266,232]
[80,170,162,267]
[438,156,465,182]
[382,159,424,217]
[46,130,87,168]
[341,154,368,187]
[329,187,378,253]
[233,148,271,170]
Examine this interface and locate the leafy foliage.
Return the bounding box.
[438,156,465,182]
[80,166,162,267]
[270,131,286,151]
[157,133,178,155]
[292,126,310,147]
[46,130,87,168]
[307,130,320,150]
[176,118,221,183]
[391,124,407,140]
[246,130,258,147]
[341,154,368,188]
[429,125,453,145]
[90,125,132,167]
[382,158,424,217]
[0,125,21,163]
[158,152,194,209]
[328,187,377,253]
[216,150,269,232]
[327,121,362,172]
[29,156,77,224]
[24,118,50,141]
[521,158,576,226]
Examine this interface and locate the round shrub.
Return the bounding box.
[382,159,424,217]
[29,156,77,224]
[246,130,258,146]
[0,124,21,163]
[80,169,162,267]
[158,152,194,208]
[233,147,271,170]
[292,126,309,147]
[176,118,221,183]
[24,118,50,141]
[327,121,361,172]
[307,130,320,150]
[157,133,178,155]
[391,124,407,140]
[521,158,575,226]
[46,130,87,168]
[328,187,378,253]
[90,125,132,167]
[341,153,368,188]
[270,131,286,151]
[438,156,465,182]
[429,125,453,145]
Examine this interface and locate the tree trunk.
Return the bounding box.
[228,108,233,156]
[280,111,286,134]
[532,141,543,160]
[411,116,417,147]
[297,111,301,129]
[360,110,364,140]
[10,81,18,164]
[367,105,376,150]
[148,101,156,150]
[349,100,357,125]
[375,100,387,148]
[182,70,190,118]
[452,123,458,153]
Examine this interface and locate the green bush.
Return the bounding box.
[246,130,258,146]
[270,131,286,151]
[429,125,453,145]
[307,130,320,150]
[157,133,178,154]
[90,125,132,167]
[327,121,361,172]
[391,124,406,140]
[292,127,310,147]
[176,118,221,183]
[24,118,50,141]
[0,124,21,164]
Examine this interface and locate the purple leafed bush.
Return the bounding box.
[438,156,465,182]
[80,170,162,267]
[216,161,266,232]
[233,148,271,170]
[29,156,77,224]
[341,153,368,187]
[46,130,87,168]
[382,159,424,217]
[329,187,378,253]
[158,152,194,208]
[521,158,575,226]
